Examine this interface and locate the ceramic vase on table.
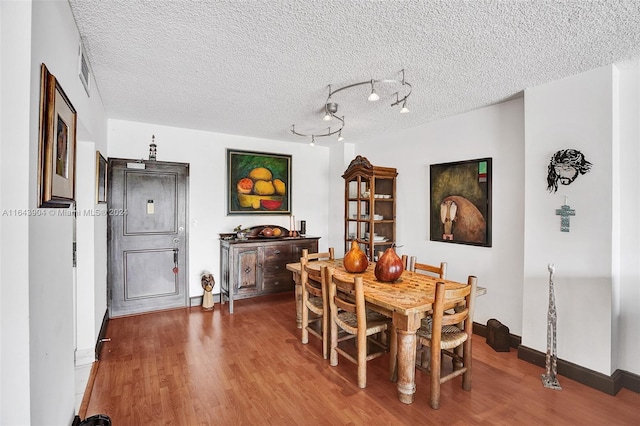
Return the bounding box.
[374,247,404,282]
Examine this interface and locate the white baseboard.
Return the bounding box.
[75,347,96,366]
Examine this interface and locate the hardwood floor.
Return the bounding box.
[84,292,639,425]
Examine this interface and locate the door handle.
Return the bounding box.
[173,248,179,274]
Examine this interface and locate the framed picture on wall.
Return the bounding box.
[430,158,492,247]
[37,63,77,208]
[96,151,107,204]
[226,149,292,215]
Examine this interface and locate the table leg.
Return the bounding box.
[291,271,302,329]
[396,328,417,404]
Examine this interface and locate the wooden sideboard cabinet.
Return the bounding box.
[220,236,319,313]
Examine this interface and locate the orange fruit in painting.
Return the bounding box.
[237,178,253,194]
[272,228,282,236]
[254,180,275,195]
[273,178,286,195]
[248,167,272,181]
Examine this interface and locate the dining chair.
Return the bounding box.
[302,247,335,262]
[299,248,334,359]
[409,256,447,279]
[326,266,392,388]
[407,256,448,367]
[416,275,477,409]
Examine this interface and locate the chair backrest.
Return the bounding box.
[302,247,335,262]
[326,267,366,331]
[409,256,447,279]
[301,256,325,299]
[432,276,477,336]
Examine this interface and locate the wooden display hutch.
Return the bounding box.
[342,156,397,261]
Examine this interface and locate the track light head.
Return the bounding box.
[368,80,379,102]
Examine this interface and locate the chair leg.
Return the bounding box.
[301,303,309,344]
[389,326,398,382]
[462,339,472,391]
[330,318,338,366]
[321,313,329,360]
[430,343,441,409]
[357,330,367,388]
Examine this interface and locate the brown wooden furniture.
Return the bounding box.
[409,256,447,279]
[326,266,392,388]
[286,258,485,403]
[416,277,477,409]
[300,248,334,359]
[342,155,397,261]
[219,230,319,313]
[303,247,335,262]
[408,256,448,367]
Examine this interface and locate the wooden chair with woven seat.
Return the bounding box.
[416,275,477,409]
[302,247,335,262]
[326,266,392,389]
[407,256,448,367]
[299,248,335,359]
[409,256,447,279]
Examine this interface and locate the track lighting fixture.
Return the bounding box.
[323,102,338,121]
[368,80,380,102]
[291,70,412,144]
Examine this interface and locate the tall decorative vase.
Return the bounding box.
[375,247,404,282]
[343,240,368,273]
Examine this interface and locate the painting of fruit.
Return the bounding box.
[227,149,291,215]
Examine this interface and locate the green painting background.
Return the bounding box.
[227,150,291,214]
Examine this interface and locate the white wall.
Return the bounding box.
[353,98,526,335]
[1,1,33,423]
[0,0,110,424]
[108,120,332,298]
[615,61,640,374]
[523,65,618,376]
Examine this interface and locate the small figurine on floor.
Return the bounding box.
[201,272,215,311]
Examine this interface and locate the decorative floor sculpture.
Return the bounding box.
[541,263,562,390]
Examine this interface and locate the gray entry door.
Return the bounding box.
[108,158,189,317]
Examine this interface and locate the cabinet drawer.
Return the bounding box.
[263,272,294,292]
[263,260,289,275]
[264,245,292,261]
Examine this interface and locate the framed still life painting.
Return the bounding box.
[430,158,492,247]
[226,149,292,215]
[37,63,77,208]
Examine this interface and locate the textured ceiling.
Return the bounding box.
[68,0,640,146]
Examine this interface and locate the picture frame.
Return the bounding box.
[37,63,77,208]
[430,158,492,247]
[96,151,107,204]
[227,149,292,215]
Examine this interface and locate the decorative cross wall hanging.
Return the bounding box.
[555,196,575,232]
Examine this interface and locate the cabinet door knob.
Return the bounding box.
[274,249,281,255]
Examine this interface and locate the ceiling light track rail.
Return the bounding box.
[291,69,412,145]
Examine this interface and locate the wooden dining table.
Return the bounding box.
[286,258,486,404]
